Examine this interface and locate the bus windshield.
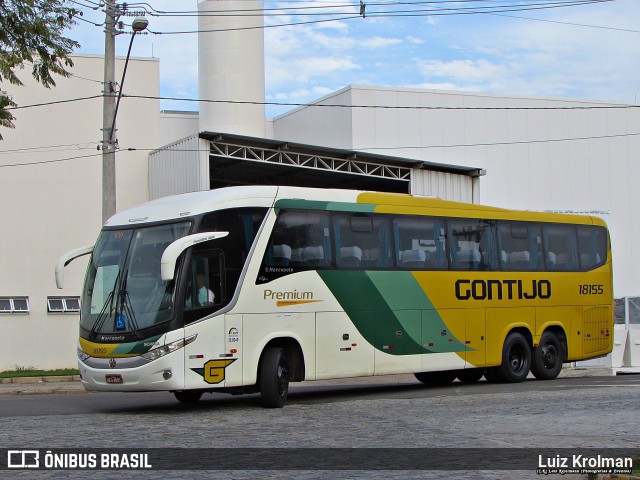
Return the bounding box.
[80,222,191,336]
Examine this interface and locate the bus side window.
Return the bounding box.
[498,222,541,271]
[577,226,606,270]
[392,216,447,270]
[183,250,223,321]
[449,219,497,271]
[334,213,390,269]
[265,210,332,269]
[543,225,578,271]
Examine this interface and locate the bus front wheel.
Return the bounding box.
[259,347,290,408]
[174,390,203,403]
[496,332,531,383]
[531,331,564,380]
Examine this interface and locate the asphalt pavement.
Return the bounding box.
[0,366,617,396]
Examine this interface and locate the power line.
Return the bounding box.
[7,95,103,110]
[487,11,640,33]
[127,0,611,16]
[0,152,102,168]
[2,130,638,169]
[123,93,640,111]
[7,92,640,112]
[362,131,640,149]
[116,130,640,153]
[0,143,98,154]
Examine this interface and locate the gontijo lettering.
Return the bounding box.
[263,289,314,300]
[455,279,552,300]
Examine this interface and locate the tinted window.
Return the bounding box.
[449,219,497,271]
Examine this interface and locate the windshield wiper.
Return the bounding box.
[116,268,141,339]
[88,269,121,340]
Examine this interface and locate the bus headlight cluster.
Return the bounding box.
[77,348,90,361]
[141,334,197,362]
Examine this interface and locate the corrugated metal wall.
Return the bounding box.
[410,169,476,203]
[149,135,203,200]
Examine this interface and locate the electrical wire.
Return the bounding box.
[3,130,638,169]
[0,152,102,168]
[0,143,98,154]
[6,92,640,112]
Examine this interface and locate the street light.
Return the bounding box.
[109,17,149,147]
[101,5,149,223]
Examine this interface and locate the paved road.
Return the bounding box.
[1,373,639,479]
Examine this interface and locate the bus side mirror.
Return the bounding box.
[160,232,229,281]
[55,245,94,289]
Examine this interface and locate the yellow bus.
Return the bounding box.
[56,186,613,407]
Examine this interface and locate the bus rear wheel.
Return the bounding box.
[414,371,456,385]
[174,390,203,403]
[259,347,290,408]
[531,331,564,380]
[496,332,531,383]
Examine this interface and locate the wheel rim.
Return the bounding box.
[541,344,559,370]
[509,344,527,374]
[277,360,289,397]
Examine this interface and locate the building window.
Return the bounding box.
[47,297,81,313]
[0,297,30,314]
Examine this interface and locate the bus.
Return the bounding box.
[56,186,613,407]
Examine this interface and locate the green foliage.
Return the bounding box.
[0,0,80,139]
[0,367,79,378]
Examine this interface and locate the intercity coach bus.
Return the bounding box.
[56,186,613,407]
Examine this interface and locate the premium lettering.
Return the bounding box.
[263,289,313,301]
[455,279,551,300]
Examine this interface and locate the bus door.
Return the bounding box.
[183,250,230,389]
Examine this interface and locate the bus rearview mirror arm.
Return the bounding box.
[161,232,229,282]
[55,245,94,289]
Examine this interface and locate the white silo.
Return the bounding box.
[198,0,266,137]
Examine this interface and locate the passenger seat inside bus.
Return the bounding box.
[271,244,292,266]
[507,251,530,269]
[302,245,326,266]
[399,249,426,268]
[339,246,362,267]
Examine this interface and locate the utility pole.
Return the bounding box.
[102,0,119,223]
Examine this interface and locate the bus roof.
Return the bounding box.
[104,186,606,228]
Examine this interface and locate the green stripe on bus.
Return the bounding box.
[317,271,467,355]
[274,199,376,213]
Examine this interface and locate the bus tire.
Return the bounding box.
[414,371,456,385]
[497,332,531,383]
[174,390,202,403]
[259,347,289,408]
[531,331,564,380]
[456,368,484,384]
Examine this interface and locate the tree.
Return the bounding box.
[0,0,80,139]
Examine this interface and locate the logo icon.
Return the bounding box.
[109,358,117,369]
[7,450,39,468]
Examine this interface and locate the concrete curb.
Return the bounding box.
[0,375,81,384]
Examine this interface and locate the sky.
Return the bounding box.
[68,0,640,118]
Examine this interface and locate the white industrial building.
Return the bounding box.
[0,0,638,370]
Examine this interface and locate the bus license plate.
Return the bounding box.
[105,374,123,384]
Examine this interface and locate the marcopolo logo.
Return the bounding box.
[455,279,552,301]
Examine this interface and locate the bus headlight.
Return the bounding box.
[77,348,90,361]
[141,334,197,362]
